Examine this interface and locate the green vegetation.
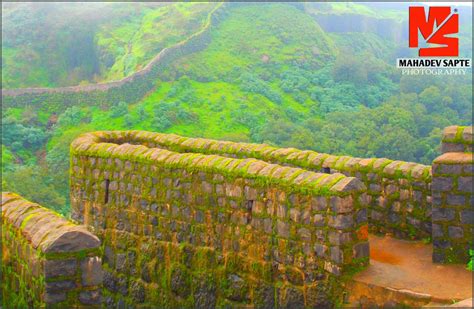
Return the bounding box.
[468,250,473,271]
[1,2,215,87]
[1,2,472,214]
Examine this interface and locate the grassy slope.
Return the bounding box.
[178,3,336,78]
[50,4,336,143]
[95,2,217,82]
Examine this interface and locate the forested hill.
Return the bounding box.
[2,2,472,215]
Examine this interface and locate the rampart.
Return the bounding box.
[1,192,102,308]
[1,3,225,113]
[70,131,369,307]
[91,130,432,240]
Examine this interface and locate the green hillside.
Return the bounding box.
[1,2,216,88]
[2,2,472,214]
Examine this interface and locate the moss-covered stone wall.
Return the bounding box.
[1,192,102,308]
[432,125,473,264]
[70,131,369,307]
[89,130,432,240]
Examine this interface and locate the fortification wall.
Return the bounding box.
[1,3,225,113]
[1,192,102,308]
[70,131,369,308]
[94,130,432,240]
[432,126,473,263]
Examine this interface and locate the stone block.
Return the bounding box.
[314,244,327,257]
[330,196,353,214]
[446,194,466,206]
[330,247,343,264]
[311,196,327,211]
[297,228,311,242]
[385,184,398,196]
[323,261,341,276]
[448,226,464,239]
[356,208,367,225]
[432,208,455,222]
[79,290,101,305]
[443,126,458,140]
[225,184,242,197]
[370,210,383,221]
[277,220,289,238]
[81,256,103,286]
[462,126,473,143]
[442,143,465,153]
[45,280,76,292]
[432,177,453,192]
[458,177,473,193]
[460,210,473,224]
[369,184,382,193]
[399,189,410,201]
[438,164,462,175]
[353,242,370,259]
[44,259,77,278]
[244,186,258,200]
[328,214,353,230]
[44,292,67,304]
[328,231,352,245]
[433,239,451,249]
[289,208,301,223]
[313,214,325,227]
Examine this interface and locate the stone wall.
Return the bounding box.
[1,3,225,113]
[432,126,473,263]
[1,192,102,308]
[70,131,369,307]
[96,130,432,240]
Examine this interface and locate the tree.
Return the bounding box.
[332,54,368,85]
[3,166,67,215]
[111,101,128,118]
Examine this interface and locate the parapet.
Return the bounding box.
[70,131,367,197]
[72,130,432,240]
[70,131,369,307]
[1,192,102,307]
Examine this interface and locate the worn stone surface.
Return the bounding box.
[1,192,102,307]
[67,130,371,308]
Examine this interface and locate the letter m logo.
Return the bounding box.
[409,6,459,57]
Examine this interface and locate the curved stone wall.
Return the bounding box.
[90,130,432,240]
[70,131,369,307]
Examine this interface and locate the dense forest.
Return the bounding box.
[2,2,472,215]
